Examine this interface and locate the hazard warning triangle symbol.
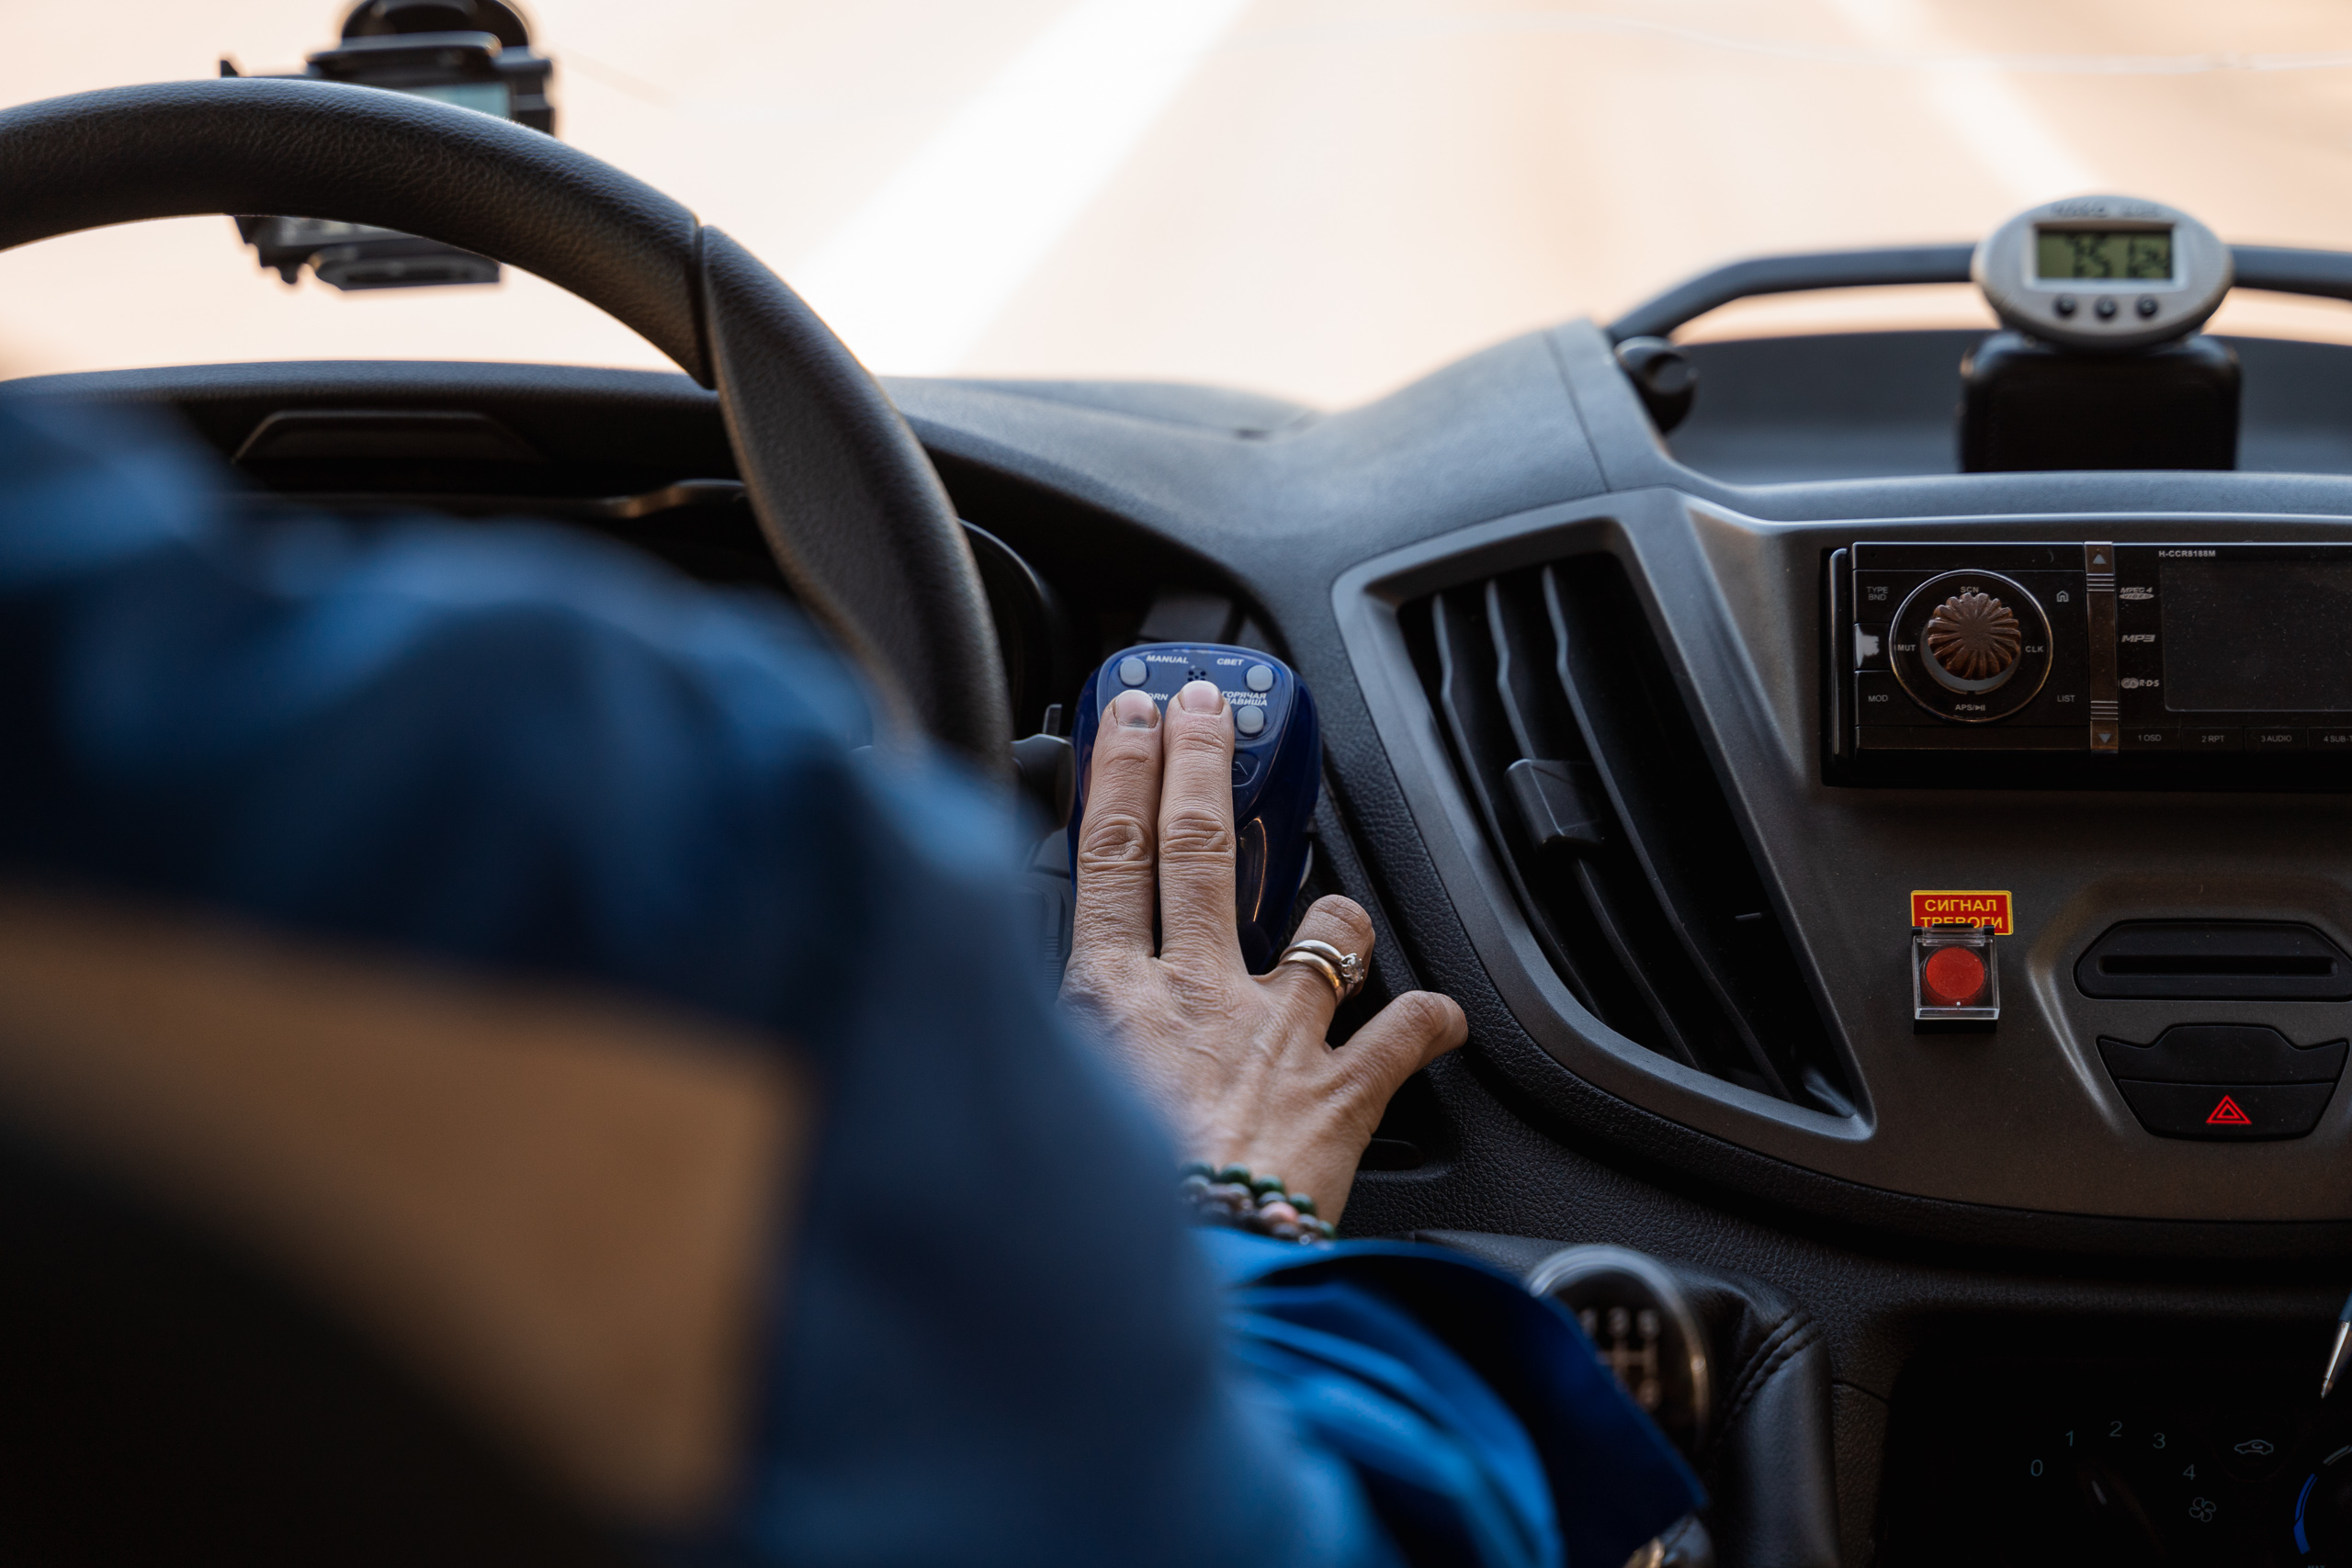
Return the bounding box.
[2207,1095,2254,1126]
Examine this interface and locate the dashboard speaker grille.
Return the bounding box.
[1403,553,1852,1113]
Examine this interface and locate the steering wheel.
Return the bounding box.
[0,78,1012,768]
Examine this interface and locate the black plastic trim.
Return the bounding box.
[1609,245,1975,342]
[1608,242,2352,344]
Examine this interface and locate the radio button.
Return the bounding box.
[1924,590,2023,682]
[1855,672,1947,725]
[1854,572,1922,614]
[2249,727,2304,751]
[1855,623,1889,671]
[2122,727,2179,750]
[2183,726,2243,751]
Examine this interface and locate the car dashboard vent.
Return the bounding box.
[1403,554,1853,1114]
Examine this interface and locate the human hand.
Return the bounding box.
[1059,679,1468,1225]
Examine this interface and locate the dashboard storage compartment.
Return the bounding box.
[2076,922,2352,1001]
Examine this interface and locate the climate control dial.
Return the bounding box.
[1891,570,2052,721]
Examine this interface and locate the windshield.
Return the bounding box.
[7,1,2352,407]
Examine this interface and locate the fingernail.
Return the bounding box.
[1177,680,1224,715]
[1109,689,1159,728]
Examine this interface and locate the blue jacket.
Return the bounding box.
[0,392,1698,1567]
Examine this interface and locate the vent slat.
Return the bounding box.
[1427,589,1644,1031]
[1405,554,1851,1113]
[1543,563,1794,1101]
[1567,856,1707,1072]
[1487,577,1579,762]
[1430,591,1524,863]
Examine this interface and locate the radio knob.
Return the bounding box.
[1924,591,2023,682]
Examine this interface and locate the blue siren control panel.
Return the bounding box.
[1069,644,1321,972]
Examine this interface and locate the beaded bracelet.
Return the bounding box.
[1180,1162,1337,1244]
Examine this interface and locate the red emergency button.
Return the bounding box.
[1921,946,1987,1007]
[1912,921,1998,1029]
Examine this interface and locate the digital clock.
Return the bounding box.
[2034,226,2174,283]
[1974,197,2230,352]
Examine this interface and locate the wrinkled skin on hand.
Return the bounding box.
[1059,680,1468,1224]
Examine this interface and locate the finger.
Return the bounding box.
[1332,990,1467,1113]
[1155,679,1241,966]
[1069,689,1164,961]
[1262,895,1376,1028]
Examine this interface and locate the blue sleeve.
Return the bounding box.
[0,394,1698,1568]
[1206,1233,1703,1568]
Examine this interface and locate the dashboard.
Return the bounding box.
[25,220,2352,1564]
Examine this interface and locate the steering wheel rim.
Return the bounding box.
[0,77,1012,768]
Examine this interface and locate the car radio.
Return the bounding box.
[1827,541,2352,773]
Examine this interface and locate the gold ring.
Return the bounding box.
[1278,940,1366,1002]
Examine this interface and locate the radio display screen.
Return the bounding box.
[2162,557,2352,711]
[2035,227,2173,281]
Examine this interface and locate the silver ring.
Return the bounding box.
[1278,939,1366,1002]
